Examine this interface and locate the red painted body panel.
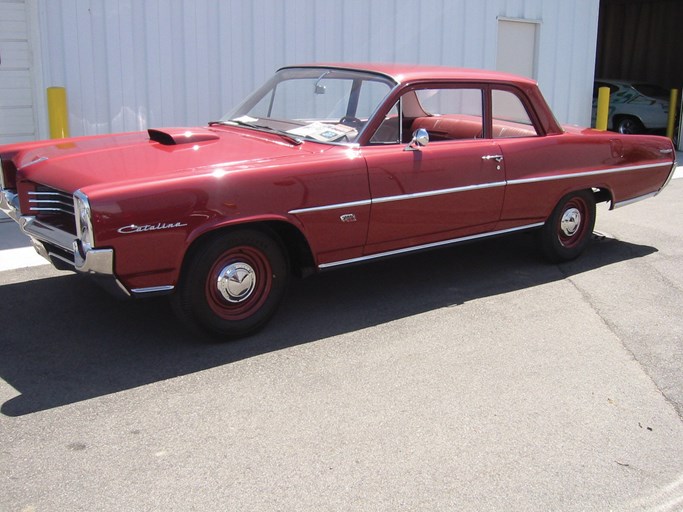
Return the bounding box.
[497,130,673,225]
[12,127,319,193]
[0,64,676,299]
[363,140,505,254]
[88,144,372,288]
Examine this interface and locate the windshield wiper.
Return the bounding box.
[209,120,303,146]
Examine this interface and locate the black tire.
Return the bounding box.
[540,190,596,263]
[172,229,289,339]
[615,116,644,135]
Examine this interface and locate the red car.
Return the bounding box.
[0,64,677,338]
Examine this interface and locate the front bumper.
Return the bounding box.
[1,188,130,298]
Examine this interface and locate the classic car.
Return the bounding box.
[592,79,670,134]
[0,64,677,338]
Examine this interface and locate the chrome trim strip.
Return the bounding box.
[289,199,372,215]
[28,191,69,196]
[319,222,544,269]
[290,162,673,215]
[73,247,130,297]
[26,189,75,214]
[18,156,48,169]
[372,181,507,204]
[131,285,175,296]
[613,192,658,209]
[508,162,673,186]
[74,190,94,250]
[0,156,5,189]
[20,216,74,251]
[75,247,114,274]
[657,162,677,193]
[289,182,506,214]
[28,191,67,196]
[0,189,20,219]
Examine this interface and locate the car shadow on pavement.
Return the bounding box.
[0,231,656,416]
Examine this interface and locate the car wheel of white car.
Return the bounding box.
[173,229,289,339]
[540,190,596,263]
[615,116,644,135]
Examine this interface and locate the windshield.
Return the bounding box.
[221,67,396,144]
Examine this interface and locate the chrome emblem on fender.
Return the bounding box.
[340,213,357,223]
[117,221,188,234]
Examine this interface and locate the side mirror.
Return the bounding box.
[404,128,429,151]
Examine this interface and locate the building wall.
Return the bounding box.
[0,0,42,144]
[30,0,599,139]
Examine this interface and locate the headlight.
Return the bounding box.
[73,190,95,250]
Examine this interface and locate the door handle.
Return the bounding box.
[482,154,504,162]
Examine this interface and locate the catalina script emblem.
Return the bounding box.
[118,221,188,234]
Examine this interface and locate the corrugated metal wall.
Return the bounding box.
[35,0,599,138]
[1,0,37,143]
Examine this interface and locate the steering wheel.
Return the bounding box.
[339,116,364,130]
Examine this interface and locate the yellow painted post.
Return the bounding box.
[595,86,610,131]
[47,86,70,139]
[666,88,678,140]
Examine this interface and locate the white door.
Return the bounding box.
[0,0,38,144]
[496,18,539,80]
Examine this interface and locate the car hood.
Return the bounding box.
[13,126,323,194]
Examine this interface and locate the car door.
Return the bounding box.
[489,86,571,228]
[361,86,506,255]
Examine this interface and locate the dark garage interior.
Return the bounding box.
[596,0,682,139]
[596,0,683,90]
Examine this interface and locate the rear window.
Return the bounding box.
[632,83,668,99]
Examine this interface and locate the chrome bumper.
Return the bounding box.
[1,188,130,298]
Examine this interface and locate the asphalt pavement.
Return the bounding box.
[0,167,682,511]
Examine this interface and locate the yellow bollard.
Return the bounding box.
[595,86,610,131]
[47,86,70,139]
[666,88,678,140]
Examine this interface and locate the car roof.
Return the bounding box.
[595,79,632,85]
[279,62,538,87]
[595,79,657,87]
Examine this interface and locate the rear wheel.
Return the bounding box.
[540,190,596,262]
[173,229,289,339]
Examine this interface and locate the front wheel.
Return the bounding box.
[172,229,289,339]
[540,190,596,263]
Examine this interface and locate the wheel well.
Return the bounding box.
[263,221,316,277]
[613,114,644,126]
[592,187,612,205]
[613,113,640,121]
[182,222,316,280]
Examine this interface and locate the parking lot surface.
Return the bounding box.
[1,180,682,511]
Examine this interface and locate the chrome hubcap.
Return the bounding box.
[560,207,582,237]
[216,262,256,303]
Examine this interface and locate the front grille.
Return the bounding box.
[27,185,77,235]
[28,186,74,214]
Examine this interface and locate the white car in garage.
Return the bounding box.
[592,80,670,134]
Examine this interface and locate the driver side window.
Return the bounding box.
[370,102,401,144]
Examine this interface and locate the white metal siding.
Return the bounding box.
[34,0,599,138]
[0,0,37,143]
